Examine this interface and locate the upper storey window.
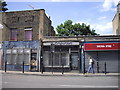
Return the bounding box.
[24,28,33,40]
[10,29,17,41]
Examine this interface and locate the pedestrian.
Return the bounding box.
[87,57,95,73]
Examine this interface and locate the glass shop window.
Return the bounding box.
[6,54,11,64]
[53,52,60,66]
[43,51,50,66]
[24,28,32,40]
[11,49,17,64]
[10,29,17,40]
[24,49,30,65]
[6,49,17,65]
[17,49,24,65]
[43,51,69,67]
[6,49,11,64]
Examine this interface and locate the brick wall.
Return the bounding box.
[0,47,1,69]
[2,9,55,41]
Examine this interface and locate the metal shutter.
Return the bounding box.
[98,51,118,73]
[85,51,118,73]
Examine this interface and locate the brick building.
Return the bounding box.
[0,12,3,69]
[2,9,55,41]
[112,2,120,35]
[1,9,55,71]
[1,9,120,73]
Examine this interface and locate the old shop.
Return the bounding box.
[2,41,41,71]
[42,41,81,72]
[82,41,120,73]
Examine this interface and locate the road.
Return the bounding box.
[2,73,118,88]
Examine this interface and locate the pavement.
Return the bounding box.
[0,70,119,77]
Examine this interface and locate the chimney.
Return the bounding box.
[49,16,51,19]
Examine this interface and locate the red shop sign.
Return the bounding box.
[84,43,120,51]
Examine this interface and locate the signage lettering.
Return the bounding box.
[96,45,112,48]
[84,43,120,51]
[43,42,79,46]
[52,42,72,45]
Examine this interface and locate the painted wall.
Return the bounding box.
[2,40,41,71]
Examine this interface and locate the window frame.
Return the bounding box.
[10,29,18,41]
[43,51,70,67]
[24,28,33,41]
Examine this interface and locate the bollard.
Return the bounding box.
[51,52,53,74]
[105,61,106,74]
[5,61,7,72]
[97,61,99,73]
[41,62,43,74]
[83,63,85,74]
[22,61,24,73]
[62,64,64,74]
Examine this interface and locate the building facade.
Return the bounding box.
[1,9,55,71]
[42,36,120,73]
[2,9,55,41]
[112,2,120,35]
[1,9,120,73]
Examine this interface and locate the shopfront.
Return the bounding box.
[43,41,81,72]
[83,41,120,73]
[2,41,41,71]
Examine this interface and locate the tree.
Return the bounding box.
[56,20,98,36]
[0,0,8,12]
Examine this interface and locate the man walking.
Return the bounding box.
[87,57,95,73]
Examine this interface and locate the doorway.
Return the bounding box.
[71,53,78,70]
[30,53,37,71]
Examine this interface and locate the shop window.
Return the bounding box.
[5,49,30,65]
[6,49,11,64]
[10,29,17,40]
[24,28,32,40]
[17,54,23,65]
[43,51,69,67]
[6,54,11,64]
[24,49,30,65]
[43,51,50,66]
[11,54,17,64]
[17,49,24,65]
[11,49,17,64]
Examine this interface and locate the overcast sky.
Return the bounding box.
[1,0,119,35]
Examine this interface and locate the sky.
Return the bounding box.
[1,0,120,35]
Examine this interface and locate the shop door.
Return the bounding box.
[71,53,78,70]
[30,53,37,71]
